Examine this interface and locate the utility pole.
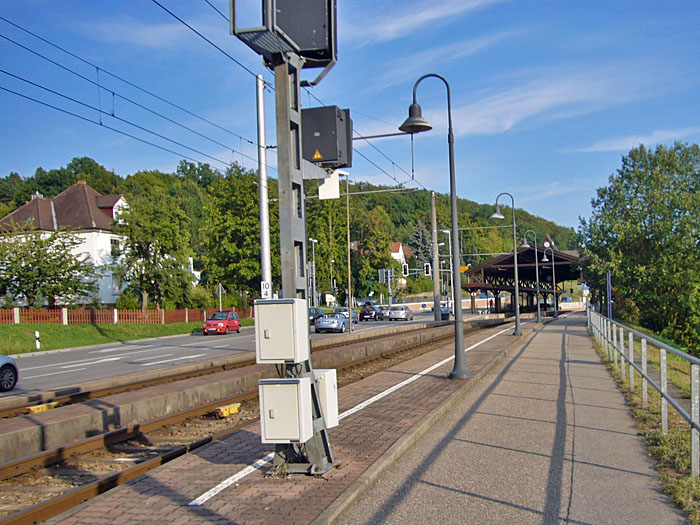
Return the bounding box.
[431,191,440,321]
[256,74,272,297]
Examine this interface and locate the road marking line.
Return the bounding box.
[23,368,87,380]
[132,354,173,362]
[141,354,206,366]
[21,348,161,371]
[187,326,511,506]
[61,357,121,369]
[90,344,146,353]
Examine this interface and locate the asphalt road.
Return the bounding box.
[4,310,459,401]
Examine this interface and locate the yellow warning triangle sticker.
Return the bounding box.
[312,149,323,160]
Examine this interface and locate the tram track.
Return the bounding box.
[0,321,478,523]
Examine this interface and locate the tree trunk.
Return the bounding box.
[141,290,148,311]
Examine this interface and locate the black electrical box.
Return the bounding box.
[301,106,352,169]
[272,0,337,69]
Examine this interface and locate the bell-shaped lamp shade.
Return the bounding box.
[399,103,432,134]
[541,254,549,263]
[520,241,530,249]
[489,203,505,220]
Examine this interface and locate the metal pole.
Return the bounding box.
[256,75,272,290]
[523,230,541,323]
[551,249,557,319]
[606,270,613,319]
[510,203,521,335]
[405,74,469,379]
[309,238,317,307]
[330,259,334,302]
[346,173,352,332]
[431,191,440,321]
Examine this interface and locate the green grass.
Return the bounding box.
[0,318,256,355]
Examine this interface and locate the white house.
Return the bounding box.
[0,181,127,304]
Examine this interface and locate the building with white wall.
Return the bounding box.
[0,181,127,304]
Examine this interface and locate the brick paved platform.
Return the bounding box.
[51,321,526,524]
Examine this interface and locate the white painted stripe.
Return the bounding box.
[187,453,275,506]
[61,357,121,369]
[187,326,511,506]
[132,354,173,362]
[90,344,145,353]
[23,368,87,380]
[21,348,160,371]
[141,354,206,366]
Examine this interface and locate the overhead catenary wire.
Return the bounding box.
[1,86,208,166]
[150,0,271,88]
[0,32,258,162]
[0,69,232,168]
[0,15,258,146]
[303,88,427,190]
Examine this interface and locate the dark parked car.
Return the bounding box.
[359,306,384,321]
[203,310,241,335]
[309,307,324,325]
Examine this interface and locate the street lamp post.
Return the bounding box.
[489,193,521,336]
[541,246,558,319]
[308,238,318,307]
[521,230,541,323]
[400,73,470,379]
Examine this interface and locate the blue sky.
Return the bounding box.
[1,1,699,228]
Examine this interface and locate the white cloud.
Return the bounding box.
[371,31,517,91]
[343,0,504,45]
[570,126,700,152]
[73,13,229,51]
[424,62,666,137]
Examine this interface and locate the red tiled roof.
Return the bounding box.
[0,183,123,232]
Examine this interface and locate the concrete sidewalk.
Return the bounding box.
[336,313,685,524]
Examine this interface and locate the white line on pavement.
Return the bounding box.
[23,368,87,380]
[141,354,206,366]
[188,326,511,506]
[61,357,122,369]
[132,354,173,362]
[21,348,164,371]
[90,344,146,353]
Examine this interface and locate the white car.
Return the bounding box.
[388,305,414,321]
[0,355,18,392]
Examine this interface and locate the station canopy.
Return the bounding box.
[463,244,581,296]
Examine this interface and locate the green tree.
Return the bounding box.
[407,220,432,263]
[579,142,700,350]
[202,164,280,295]
[0,222,98,307]
[113,187,193,309]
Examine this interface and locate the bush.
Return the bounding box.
[115,291,140,310]
[189,286,214,309]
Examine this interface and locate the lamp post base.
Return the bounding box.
[448,368,472,379]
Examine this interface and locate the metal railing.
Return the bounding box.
[588,307,700,476]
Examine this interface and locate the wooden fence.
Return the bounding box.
[0,306,254,326]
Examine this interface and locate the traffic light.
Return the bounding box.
[402,263,409,277]
[423,262,431,276]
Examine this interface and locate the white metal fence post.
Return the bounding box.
[620,327,626,378]
[13,307,19,324]
[641,338,648,409]
[629,331,634,390]
[113,308,118,324]
[692,364,699,477]
[661,348,668,434]
[61,308,68,326]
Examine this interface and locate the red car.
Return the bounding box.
[203,310,241,335]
